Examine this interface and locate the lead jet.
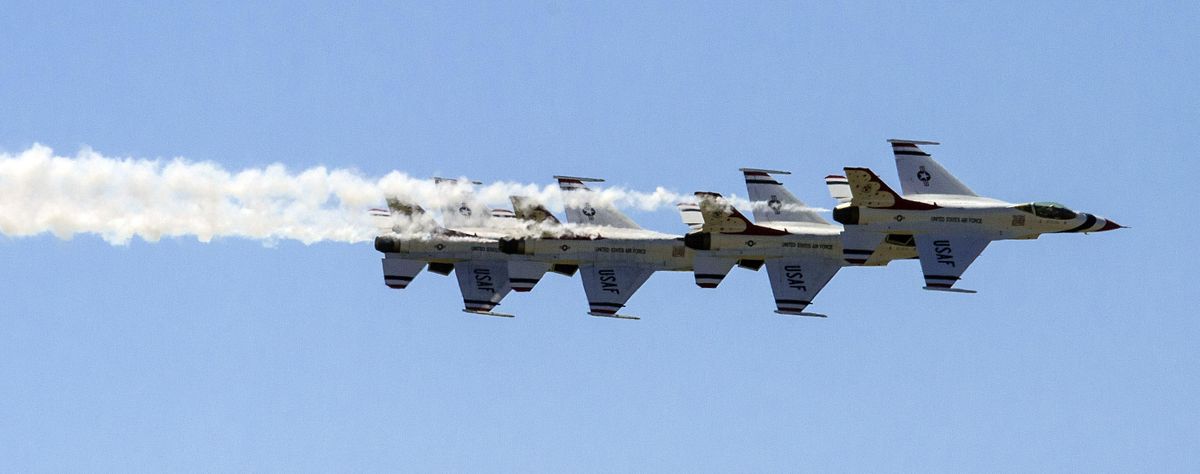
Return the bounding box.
[498,176,693,320]
[832,139,1123,293]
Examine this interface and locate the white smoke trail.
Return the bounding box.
[7,144,804,245]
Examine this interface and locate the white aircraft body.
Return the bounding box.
[373,182,563,317]
[497,176,694,319]
[682,190,841,317]
[679,169,917,317]
[831,139,1122,292]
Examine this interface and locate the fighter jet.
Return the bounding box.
[679,169,917,317]
[372,182,561,317]
[831,139,1123,293]
[682,191,840,317]
[497,176,693,319]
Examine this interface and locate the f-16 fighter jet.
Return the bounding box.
[682,191,840,317]
[832,139,1123,293]
[497,176,693,320]
[372,182,561,317]
[679,170,918,317]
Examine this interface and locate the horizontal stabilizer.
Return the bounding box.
[554,175,604,190]
[693,254,738,289]
[381,257,425,289]
[676,202,704,231]
[825,175,852,205]
[840,229,885,265]
[508,261,551,293]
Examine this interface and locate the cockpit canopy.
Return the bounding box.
[1014,202,1078,220]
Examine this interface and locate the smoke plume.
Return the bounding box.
[3,144,764,245]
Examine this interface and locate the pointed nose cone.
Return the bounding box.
[1062,214,1126,233]
[1095,218,1124,232]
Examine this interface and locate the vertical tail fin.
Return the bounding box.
[693,192,789,235]
[380,195,444,233]
[888,139,976,196]
[386,196,426,217]
[843,168,938,210]
[554,175,642,229]
[509,195,561,224]
[739,168,828,224]
[433,177,492,229]
[693,192,755,233]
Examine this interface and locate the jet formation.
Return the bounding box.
[372,140,1122,319]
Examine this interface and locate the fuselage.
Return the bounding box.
[375,234,503,263]
[686,221,842,260]
[687,219,918,267]
[498,227,694,271]
[834,194,1118,239]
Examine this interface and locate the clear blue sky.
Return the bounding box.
[1,1,1196,471]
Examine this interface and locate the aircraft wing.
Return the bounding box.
[381,257,425,289]
[914,233,990,292]
[454,260,516,317]
[765,257,842,317]
[507,260,551,293]
[692,253,738,288]
[579,264,655,319]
